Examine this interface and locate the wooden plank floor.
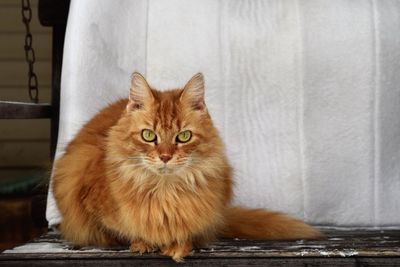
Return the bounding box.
[1,229,400,266]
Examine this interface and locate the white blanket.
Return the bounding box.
[47,0,400,227]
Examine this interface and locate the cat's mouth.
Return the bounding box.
[142,159,188,175]
[157,165,174,174]
[152,162,188,175]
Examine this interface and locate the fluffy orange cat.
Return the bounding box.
[52,72,322,262]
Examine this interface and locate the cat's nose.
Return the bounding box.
[159,154,172,163]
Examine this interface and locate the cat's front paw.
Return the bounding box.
[130,240,157,255]
[160,241,193,262]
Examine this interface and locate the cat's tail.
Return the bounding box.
[220,207,323,240]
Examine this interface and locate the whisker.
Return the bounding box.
[127,156,142,160]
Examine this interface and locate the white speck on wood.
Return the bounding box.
[239,246,261,251]
[318,250,330,256]
[295,248,359,257]
[297,250,309,256]
[3,242,126,254]
[3,243,72,253]
[338,249,359,257]
[286,245,327,249]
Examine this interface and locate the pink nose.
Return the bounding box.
[159,154,172,163]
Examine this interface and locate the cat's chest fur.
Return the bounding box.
[110,177,225,245]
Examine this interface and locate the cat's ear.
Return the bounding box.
[180,73,206,111]
[127,72,154,112]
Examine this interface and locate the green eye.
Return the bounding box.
[176,130,192,143]
[141,129,157,142]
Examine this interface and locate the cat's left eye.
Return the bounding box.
[142,129,157,142]
[176,130,192,143]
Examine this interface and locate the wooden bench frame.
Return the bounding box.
[1,229,400,266]
[1,1,399,266]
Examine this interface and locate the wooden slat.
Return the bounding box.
[0,0,39,7]
[1,229,399,266]
[0,88,52,103]
[0,6,50,33]
[0,34,52,61]
[0,61,51,87]
[0,101,51,119]
[0,119,50,140]
[0,139,50,167]
[3,258,399,267]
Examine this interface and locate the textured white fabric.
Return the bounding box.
[47,0,400,227]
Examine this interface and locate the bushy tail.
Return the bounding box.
[220,207,323,240]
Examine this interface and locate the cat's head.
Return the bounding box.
[107,72,227,182]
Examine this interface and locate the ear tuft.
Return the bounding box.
[180,73,206,111]
[127,72,153,111]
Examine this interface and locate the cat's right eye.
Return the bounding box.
[141,129,157,142]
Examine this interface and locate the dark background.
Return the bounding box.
[0,0,52,251]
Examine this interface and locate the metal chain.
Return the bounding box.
[21,0,39,103]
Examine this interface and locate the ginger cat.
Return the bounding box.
[52,72,322,262]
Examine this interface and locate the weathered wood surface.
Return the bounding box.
[1,229,399,266]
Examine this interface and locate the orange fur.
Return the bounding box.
[221,207,322,240]
[52,72,321,262]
